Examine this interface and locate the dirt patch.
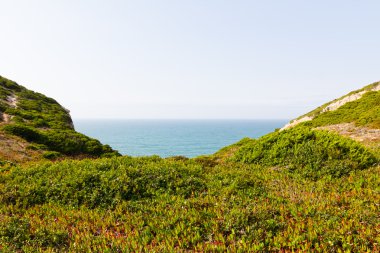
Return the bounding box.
[0,130,42,163]
[316,123,380,146]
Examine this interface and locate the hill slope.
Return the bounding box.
[282,81,380,130]
[280,81,380,153]
[0,79,379,252]
[0,76,119,163]
[212,80,380,165]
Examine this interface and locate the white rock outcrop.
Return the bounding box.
[281,82,380,131]
[281,116,313,131]
[6,95,18,108]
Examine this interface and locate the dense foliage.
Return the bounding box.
[0,76,73,129]
[2,124,118,157]
[233,127,377,179]
[0,76,119,159]
[1,157,207,209]
[1,77,379,251]
[0,156,379,252]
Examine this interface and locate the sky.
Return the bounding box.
[0,0,379,119]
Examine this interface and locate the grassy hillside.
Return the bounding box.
[307,91,380,129]
[0,79,379,251]
[0,76,119,162]
[296,81,380,124]
[0,76,73,129]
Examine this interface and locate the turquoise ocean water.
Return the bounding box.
[74,120,288,158]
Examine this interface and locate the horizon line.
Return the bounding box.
[72,118,291,121]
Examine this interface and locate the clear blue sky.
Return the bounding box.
[1,0,379,119]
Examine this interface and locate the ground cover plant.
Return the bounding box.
[1,155,379,252]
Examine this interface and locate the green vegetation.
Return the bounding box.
[297,81,380,121]
[234,126,377,179]
[2,124,118,157]
[0,76,119,159]
[1,156,379,252]
[0,76,73,130]
[1,77,380,251]
[1,157,207,209]
[307,91,380,129]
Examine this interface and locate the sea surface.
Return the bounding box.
[74,119,288,158]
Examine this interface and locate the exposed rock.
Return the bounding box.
[2,113,11,123]
[6,94,18,108]
[281,116,313,131]
[281,82,380,130]
[321,83,380,113]
[0,95,17,123]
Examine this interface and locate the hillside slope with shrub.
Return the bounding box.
[0,79,379,251]
[0,76,119,162]
[233,126,378,179]
[282,81,380,130]
[279,81,380,154]
[213,81,380,165]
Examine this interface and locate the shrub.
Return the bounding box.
[234,126,377,179]
[43,151,62,160]
[0,157,207,209]
[43,130,120,157]
[2,124,120,157]
[0,77,23,91]
[2,124,44,142]
[0,101,7,112]
[27,143,49,151]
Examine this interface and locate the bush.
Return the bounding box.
[0,157,207,208]
[27,143,49,151]
[43,151,62,160]
[0,101,7,112]
[0,77,23,91]
[2,124,120,157]
[2,124,44,142]
[234,126,377,179]
[43,130,120,157]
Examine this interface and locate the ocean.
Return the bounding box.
[74,119,288,158]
